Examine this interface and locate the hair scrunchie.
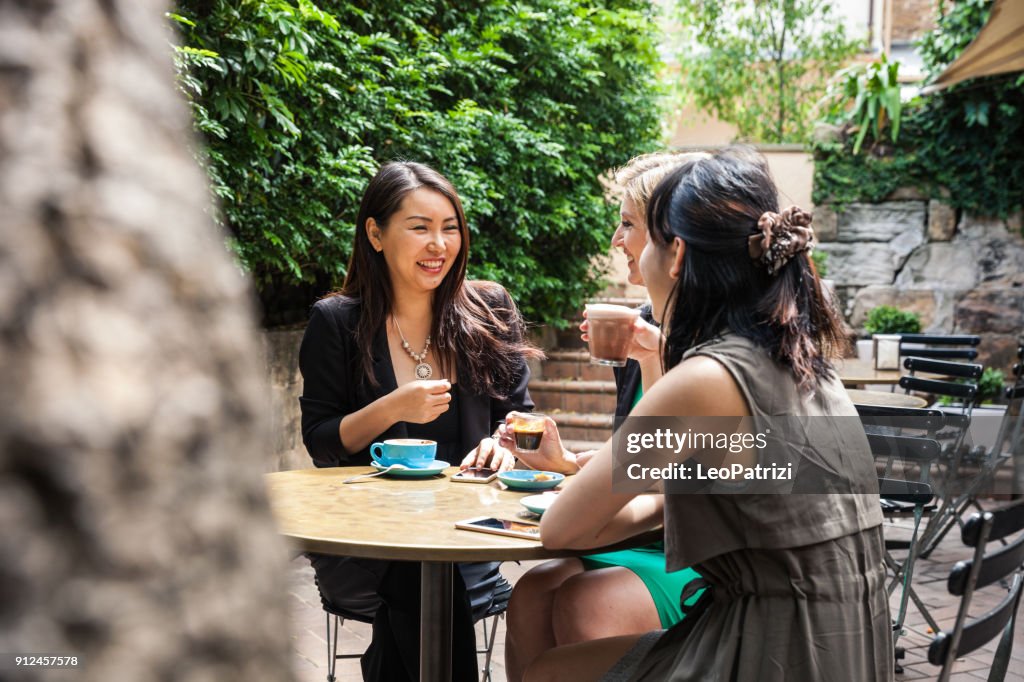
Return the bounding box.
[747,206,816,275]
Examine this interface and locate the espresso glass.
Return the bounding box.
[511,413,546,452]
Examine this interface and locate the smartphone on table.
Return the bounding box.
[455,516,541,540]
[451,467,498,483]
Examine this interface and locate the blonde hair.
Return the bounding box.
[614,151,711,214]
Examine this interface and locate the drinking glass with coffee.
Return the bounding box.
[584,303,640,367]
[511,413,546,452]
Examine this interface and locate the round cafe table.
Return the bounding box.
[846,388,928,409]
[265,466,659,681]
[835,357,903,387]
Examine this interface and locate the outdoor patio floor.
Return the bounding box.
[285,511,1024,681]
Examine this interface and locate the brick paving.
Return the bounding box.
[286,515,1024,681]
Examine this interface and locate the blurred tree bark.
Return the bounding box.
[0,2,294,680]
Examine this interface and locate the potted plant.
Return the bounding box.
[861,305,922,367]
[938,368,1006,406]
[936,368,1007,454]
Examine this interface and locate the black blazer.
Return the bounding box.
[611,303,655,419]
[298,286,534,468]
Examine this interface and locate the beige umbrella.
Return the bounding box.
[924,0,1024,93]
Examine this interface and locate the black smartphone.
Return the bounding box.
[455,516,542,540]
[451,467,498,483]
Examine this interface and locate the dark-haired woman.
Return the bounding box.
[299,161,537,681]
[525,148,892,681]
[503,152,710,682]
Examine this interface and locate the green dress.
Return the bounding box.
[580,384,704,628]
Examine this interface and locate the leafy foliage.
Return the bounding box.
[813,0,1024,222]
[938,367,1006,406]
[977,367,1006,404]
[818,52,902,154]
[863,305,921,335]
[672,0,861,143]
[810,249,828,277]
[170,0,663,326]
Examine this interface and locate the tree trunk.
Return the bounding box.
[0,2,294,680]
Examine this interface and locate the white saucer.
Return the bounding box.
[370,460,448,477]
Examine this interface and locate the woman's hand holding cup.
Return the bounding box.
[580,308,660,364]
[627,318,662,364]
[389,379,452,424]
[500,412,579,474]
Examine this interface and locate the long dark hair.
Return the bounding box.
[646,147,846,391]
[334,161,538,398]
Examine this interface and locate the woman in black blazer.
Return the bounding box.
[298,161,537,681]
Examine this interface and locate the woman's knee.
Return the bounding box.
[508,559,583,616]
[551,568,656,643]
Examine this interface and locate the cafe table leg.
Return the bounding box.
[420,561,453,682]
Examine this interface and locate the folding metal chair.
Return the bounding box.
[859,405,945,668]
[899,357,982,556]
[910,357,1024,559]
[928,500,1024,682]
[899,333,981,361]
[316,576,374,682]
[863,428,943,659]
[478,575,513,681]
[315,574,509,681]
[941,377,1024,528]
[900,356,982,407]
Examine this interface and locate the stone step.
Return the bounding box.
[541,349,614,381]
[529,379,617,414]
[551,411,616,427]
[554,324,587,350]
[548,411,615,442]
[562,439,606,454]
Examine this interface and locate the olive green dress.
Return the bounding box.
[604,333,893,682]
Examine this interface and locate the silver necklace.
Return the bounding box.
[392,316,433,379]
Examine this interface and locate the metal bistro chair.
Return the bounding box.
[900,357,982,557]
[932,372,1024,551]
[899,356,979,475]
[928,499,1024,682]
[316,576,373,682]
[316,575,510,682]
[899,333,981,361]
[861,422,943,666]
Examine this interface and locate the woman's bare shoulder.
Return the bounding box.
[634,355,750,417]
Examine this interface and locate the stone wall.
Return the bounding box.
[817,193,1024,372]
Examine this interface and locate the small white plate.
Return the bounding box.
[520,493,559,516]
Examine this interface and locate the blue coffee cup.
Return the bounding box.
[370,438,437,469]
